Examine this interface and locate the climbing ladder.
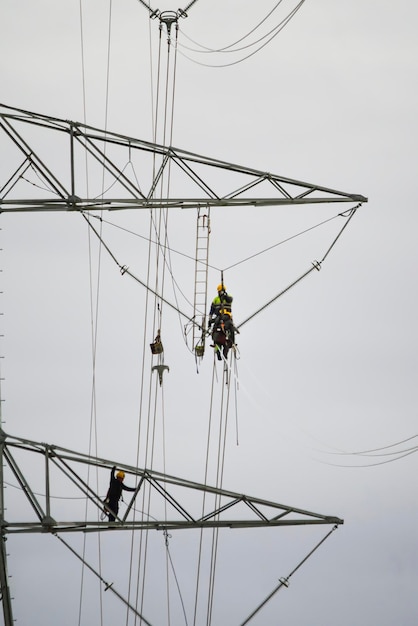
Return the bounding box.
[192,207,210,356]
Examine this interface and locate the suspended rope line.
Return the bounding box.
[206,364,233,625]
[81,212,200,327]
[85,213,220,271]
[239,524,339,625]
[223,208,354,272]
[193,361,217,626]
[132,18,183,624]
[130,24,166,626]
[236,206,360,329]
[233,356,240,446]
[77,0,111,622]
[163,531,189,626]
[178,0,306,68]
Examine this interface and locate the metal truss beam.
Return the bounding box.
[0,429,343,535]
[0,104,367,214]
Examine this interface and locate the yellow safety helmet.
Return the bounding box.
[217,283,226,292]
[116,470,125,480]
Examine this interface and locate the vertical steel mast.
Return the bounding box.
[0,430,14,626]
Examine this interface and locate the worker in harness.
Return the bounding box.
[208,284,233,328]
[211,309,238,360]
[104,466,136,522]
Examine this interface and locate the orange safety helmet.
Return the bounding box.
[217,283,226,292]
[116,470,125,480]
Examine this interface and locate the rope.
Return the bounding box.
[76,0,116,622]
[131,26,166,622]
[223,210,350,272]
[81,212,199,326]
[125,17,184,624]
[84,213,220,271]
[192,361,217,626]
[236,206,360,329]
[206,359,233,625]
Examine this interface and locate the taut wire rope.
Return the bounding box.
[129,23,166,618]
[192,360,217,626]
[236,206,360,329]
[125,18,183,624]
[206,364,232,625]
[77,0,117,623]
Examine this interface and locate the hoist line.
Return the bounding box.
[125,213,156,626]
[77,0,95,622]
[81,212,200,328]
[206,365,233,626]
[135,21,182,624]
[138,375,164,620]
[162,26,198,351]
[54,534,154,626]
[192,361,218,626]
[223,208,354,272]
[236,206,360,329]
[164,532,189,626]
[88,0,115,618]
[239,524,339,625]
[131,27,166,626]
[125,16,160,618]
[158,371,175,623]
[233,356,240,446]
[85,212,220,271]
[77,0,113,622]
[148,19,178,341]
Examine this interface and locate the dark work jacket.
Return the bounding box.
[212,314,236,346]
[107,468,136,503]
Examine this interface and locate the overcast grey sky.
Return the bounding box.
[1,1,417,625]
